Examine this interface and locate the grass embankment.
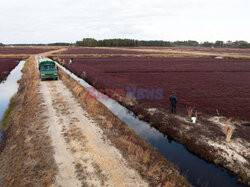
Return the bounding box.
[58,66,191,186]
[0,56,56,186]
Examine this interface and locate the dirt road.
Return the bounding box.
[39,79,147,186]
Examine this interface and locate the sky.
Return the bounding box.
[0,0,250,44]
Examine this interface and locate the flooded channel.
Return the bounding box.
[0,61,25,142]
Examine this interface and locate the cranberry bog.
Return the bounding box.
[0,58,20,82]
[61,47,160,54]
[0,47,58,54]
[54,56,250,184]
[170,47,250,55]
[57,57,250,121]
[134,47,250,55]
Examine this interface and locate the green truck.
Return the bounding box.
[38,59,58,80]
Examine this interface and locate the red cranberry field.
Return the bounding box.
[134,47,250,55]
[0,47,56,54]
[0,58,20,82]
[171,47,250,55]
[60,57,250,120]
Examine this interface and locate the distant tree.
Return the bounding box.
[83,38,98,47]
[187,40,199,46]
[234,40,250,48]
[96,39,139,47]
[48,42,71,46]
[76,40,83,46]
[224,41,234,48]
[172,40,199,47]
[0,43,5,47]
[201,41,214,47]
[75,38,250,48]
[214,40,224,48]
[76,38,97,47]
[139,40,173,47]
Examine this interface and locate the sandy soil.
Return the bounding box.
[39,79,148,186]
[163,110,250,183]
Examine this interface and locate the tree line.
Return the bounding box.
[76,38,250,48]
[1,39,250,48]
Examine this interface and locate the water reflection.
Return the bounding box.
[55,61,243,187]
[0,130,2,143]
[0,61,25,120]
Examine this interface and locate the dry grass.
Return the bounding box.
[222,118,235,143]
[223,118,232,135]
[138,114,144,119]
[124,92,136,105]
[135,147,143,160]
[101,117,106,126]
[41,48,68,56]
[81,71,86,78]
[143,150,150,164]
[194,111,198,121]
[226,126,235,143]
[164,178,176,187]
[148,161,162,176]
[186,106,194,119]
[216,109,220,116]
[107,121,112,129]
[73,85,84,97]
[0,56,57,186]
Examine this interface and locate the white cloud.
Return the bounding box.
[0,0,249,43]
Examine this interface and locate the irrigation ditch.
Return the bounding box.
[54,59,247,186]
[0,60,25,143]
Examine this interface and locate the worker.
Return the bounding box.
[69,58,74,65]
[169,94,178,114]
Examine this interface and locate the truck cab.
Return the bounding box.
[38,59,58,80]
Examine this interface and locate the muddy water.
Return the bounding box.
[56,62,244,187]
[0,61,25,142]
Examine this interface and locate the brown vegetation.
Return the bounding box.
[226,126,235,143]
[223,118,232,135]
[186,106,194,119]
[0,56,57,186]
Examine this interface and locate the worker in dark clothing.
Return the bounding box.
[169,94,178,114]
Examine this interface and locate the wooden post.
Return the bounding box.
[223,118,231,135]
[226,126,235,143]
